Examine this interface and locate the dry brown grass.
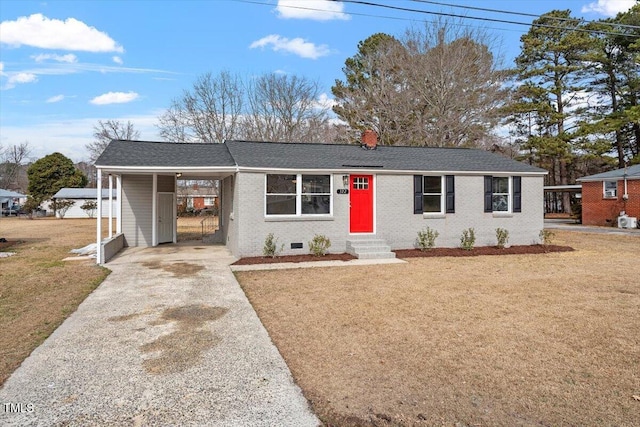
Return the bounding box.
[177,216,219,241]
[0,217,110,385]
[237,231,640,426]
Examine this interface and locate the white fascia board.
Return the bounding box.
[236,166,547,176]
[95,165,239,174]
[578,176,640,182]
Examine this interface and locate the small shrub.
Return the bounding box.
[416,227,439,251]
[309,234,331,256]
[539,229,555,246]
[495,228,509,249]
[81,200,98,218]
[263,233,284,258]
[22,197,40,219]
[460,228,476,251]
[56,199,75,219]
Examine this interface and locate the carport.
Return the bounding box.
[94,140,237,264]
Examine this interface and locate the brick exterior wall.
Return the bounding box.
[228,172,545,257]
[581,180,640,226]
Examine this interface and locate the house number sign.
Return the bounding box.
[337,189,349,194]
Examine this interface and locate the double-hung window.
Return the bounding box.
[414,175,455,214]
[484,176,522,213]
[492,177,510,212]
[423,176,444,213]
[266,174,332,216]
[603,181,617,199]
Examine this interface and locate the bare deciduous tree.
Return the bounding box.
[86,120,140,162]
[157,70,244,143]
[404,22,508,147]
[243,73,331,142]
[0,141,32,191]
[157,71,334,144]
[332,21,509,147]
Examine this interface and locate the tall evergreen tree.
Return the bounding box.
[511,10,592,212]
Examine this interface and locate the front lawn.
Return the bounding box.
[0,217,110,385]
[237,231,640,426]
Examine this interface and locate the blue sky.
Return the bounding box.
[0,0,635,162]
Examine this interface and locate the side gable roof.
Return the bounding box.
[577,164,640,182]
[52,188,116,199]
[95,139,546,174]
[95,140,236,168]
[225,140,546,174]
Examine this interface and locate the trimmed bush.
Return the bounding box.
[460,228,476,251]
[309,234,331,256]
[416,227,439,251]
[263,233,284,258]
[495,228,509,249]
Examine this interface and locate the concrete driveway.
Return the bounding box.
[545,218,640,236]
[0,244,319,426]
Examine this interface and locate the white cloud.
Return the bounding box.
[276,0,349,21]
[0,13,123,52]
[250,34,330,59]
[581,0,635,16]
[90,91,139,105]
[0,113,161,162]
[46,94,64,103]
[3,72,38,89]
[31,53,78,63]
[314,93,337,110]
[112,56,123,65]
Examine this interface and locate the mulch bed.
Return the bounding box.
[0,240,19,251]
[232,245,574,265]
[394,244,574,258]
[232,253,357,265]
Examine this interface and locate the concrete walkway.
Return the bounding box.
[0,244,319,426]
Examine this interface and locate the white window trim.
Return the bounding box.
[265,173,333,218]
[422,175,445,215]
[492,176,512,214]
[603,181,617,199]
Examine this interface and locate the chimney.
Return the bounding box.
[361,130,377,149]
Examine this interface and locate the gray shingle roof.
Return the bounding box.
[95,139,546,174]
[577,164,640,181]
[226,140,545,173]
[95,140,236,167]
[52,188,117,199]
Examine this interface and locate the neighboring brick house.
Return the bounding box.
[93,135,547,263]
[577,164,640,227]
[177,184,218,211]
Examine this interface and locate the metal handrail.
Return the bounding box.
[201,216,217,239]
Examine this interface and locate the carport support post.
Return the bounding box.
[96,168,102,265]
[152,173,157,246]
[108,174,113,238]
[116,175,122,234]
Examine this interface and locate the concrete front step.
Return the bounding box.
[346,238,396,259]
[356,251,397,259]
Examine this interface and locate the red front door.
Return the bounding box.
[350,175,374,233]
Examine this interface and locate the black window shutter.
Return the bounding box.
[414,175,423,214]
[445,175,455,213]
[484,176,493,212]
[513,176,522,213]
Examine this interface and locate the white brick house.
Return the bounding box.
[94,136,546,263]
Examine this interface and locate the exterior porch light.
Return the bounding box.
[342,175,349,188]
